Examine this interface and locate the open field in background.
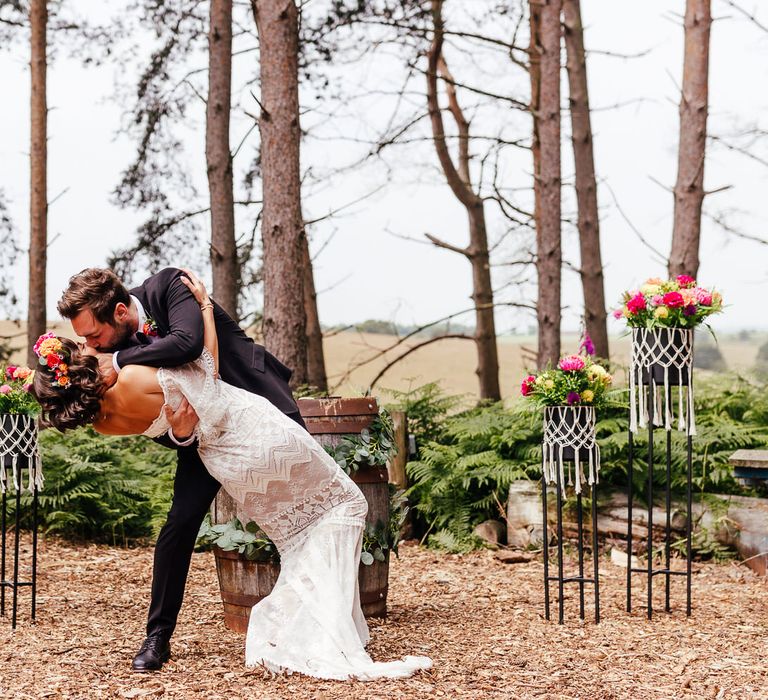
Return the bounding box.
[3,321,765,405]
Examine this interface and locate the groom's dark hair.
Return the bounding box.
[57,268,132,323]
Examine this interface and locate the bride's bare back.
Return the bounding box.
[92,365,166,436]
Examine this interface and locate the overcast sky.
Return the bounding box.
[1,0,767,336]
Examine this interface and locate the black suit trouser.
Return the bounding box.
[145,409,306,639]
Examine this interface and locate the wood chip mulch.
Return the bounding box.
[1,537,767,699]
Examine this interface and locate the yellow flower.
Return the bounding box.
[38,338,63,357]
[622,307,631,318]
[57,363,68,373]
[640,283,660,296]
[581,390,594,403]
[654,306,669,319]
[534,375,545,386]
[543,379,555,390]
[57,376,70,387]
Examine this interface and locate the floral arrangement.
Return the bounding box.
[33,332,71,389]
[0,364,39,415]
[520,352,613,408]
[614,275,723,328]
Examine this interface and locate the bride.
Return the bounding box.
[32,270,432,681]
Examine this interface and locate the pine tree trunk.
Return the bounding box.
[563,0,608,359]
[207,0,239,320]
[468,204,501,400]
[530,0,562,369]
[252,0,308,385]
[426,0,500,402]
[669,0,711,279]
[302,235,327,392]
[27,0,47,367]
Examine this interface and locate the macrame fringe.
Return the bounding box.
[0,414,43,494]
[542,406,601,497]
[629,328,696,437]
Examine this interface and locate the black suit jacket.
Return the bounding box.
[114,267,304,426]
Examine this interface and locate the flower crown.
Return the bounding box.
[33,332,71,389]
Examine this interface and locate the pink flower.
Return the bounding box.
[12,367,32,381]
[676,275,696,288]
[694,288,713,306]
[612,308,623,319]
[558,355,586,372]
[520,375,536,396]
[5,366,17,380]
[626,293,647,315]
[0,384,11,395]
[651,294,664,306]
[579,333,595,356]
[566,391,581,405]
[662,291,684,308]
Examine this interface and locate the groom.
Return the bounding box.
[57,267,306,671]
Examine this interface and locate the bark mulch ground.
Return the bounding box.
[1,537,767,699]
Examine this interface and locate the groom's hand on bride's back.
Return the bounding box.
[163,397,199,442]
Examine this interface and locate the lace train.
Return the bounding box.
[244,499,433,681]
[150,350,432,680]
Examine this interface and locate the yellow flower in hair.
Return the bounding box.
[57,363,68,373]
[57,376,70,387]
[38,338,63,357]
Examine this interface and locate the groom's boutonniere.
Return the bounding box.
[142,317,159,337]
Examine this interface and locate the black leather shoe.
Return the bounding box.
[132,634,171,672]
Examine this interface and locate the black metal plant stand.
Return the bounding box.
[541,471,600,624]
[626,332,694,619]
[540,406,601,624]
[0,416,41,629]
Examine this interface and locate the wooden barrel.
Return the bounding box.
[298,397,390,618]
[210,396,391,632]
[213,549,280,634]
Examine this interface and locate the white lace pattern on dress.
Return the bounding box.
[151,349,432,680]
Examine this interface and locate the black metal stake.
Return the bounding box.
[591,490,600,623]
[647,380,655,620]
[541,469,550,621]
[12,466,21,629]
[686,433,693,616]
[555,463,565,625]
[577,492,585,620]
[32,481,38,620]
[626,430,633,613]
[665,427,672,613]
[1,475,6,617]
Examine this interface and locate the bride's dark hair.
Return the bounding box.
[32,337,104,431]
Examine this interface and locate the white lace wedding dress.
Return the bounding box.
[141,350,432,681]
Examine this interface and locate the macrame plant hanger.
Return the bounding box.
[541,405,601,624]
[627,327,694,619]
[0,414,42,628]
